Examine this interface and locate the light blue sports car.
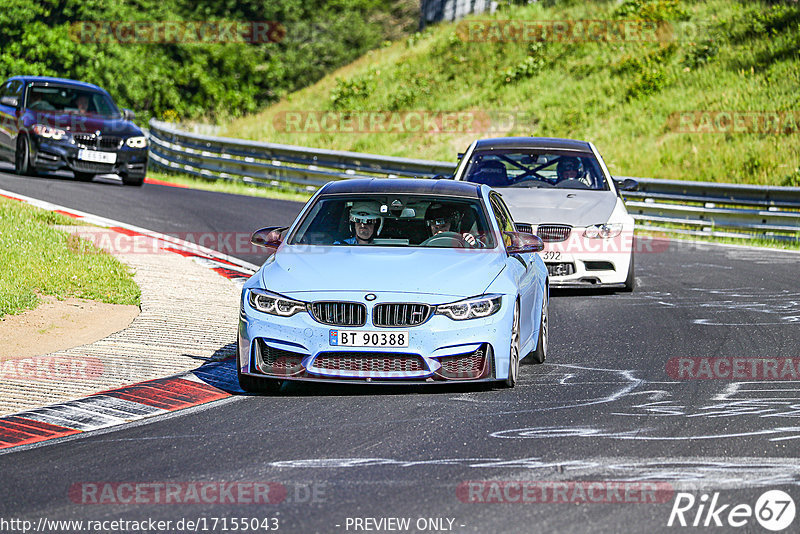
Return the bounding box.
[238,178,549,391]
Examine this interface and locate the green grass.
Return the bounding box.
[147,170,313,203]
[219,0,800,186]
[0,198,141,318]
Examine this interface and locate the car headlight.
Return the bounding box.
[248,289,307,317]
[584,223,623,239]
[126,136,147,149]
[32,124,67,140]
[435,294,502,321]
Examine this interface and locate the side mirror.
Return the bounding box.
[614,178,639,192]
[504,231,544,254]
[251,226,287,249]
[122,108,136,121]
[0,96,19,108]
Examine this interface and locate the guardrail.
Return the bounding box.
[148,120,800,242]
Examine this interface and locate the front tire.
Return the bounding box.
[503,302,521,388]
[121,173,144,187]
[622,253,635,292]
[529,288,548,364]
[14,135,32,176]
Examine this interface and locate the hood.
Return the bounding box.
[260,247,505,299]
[497,188,618,227]
[25,111,142,137]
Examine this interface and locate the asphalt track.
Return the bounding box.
[2,166,800,533]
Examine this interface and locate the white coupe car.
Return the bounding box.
[452,137,638,291]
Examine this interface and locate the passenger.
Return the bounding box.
[338,201,383,245]
[424,203,480,247]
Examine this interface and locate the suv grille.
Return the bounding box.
[373,303,431,327]
[537,224,572,242]
[313,352,425,373]
[73,134,123,150]
[309,302,366,326]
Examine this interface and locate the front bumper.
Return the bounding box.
[30,136,148,178]
[541,241,632,288]
[238,291,514,384]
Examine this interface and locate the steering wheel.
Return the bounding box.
[420,231,468,248]
[554,178,590,189]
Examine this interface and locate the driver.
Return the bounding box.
[338,201,383,245]
[556,157,584,183]
[424,203,479,247]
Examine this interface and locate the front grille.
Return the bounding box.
[537,224,572,242]
[514,223,534,234]
[256,340,304,376]
[309,302,366,326]
[437,347,488,380]
[70,160,115,173]
[546,262,575,276]
[73,134,122,150]
[373,303,432,327]
[313,352,425,373]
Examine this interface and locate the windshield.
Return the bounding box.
[25,85,121,118]
[289,194,496,248]
[462,149,609,190]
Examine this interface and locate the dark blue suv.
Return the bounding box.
[0,76,148,186]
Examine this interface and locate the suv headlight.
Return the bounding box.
[126,136,147,149]
[32,124,67,140]
[435,294,502,321]
[248,289,306,317]
[584,223,623,239]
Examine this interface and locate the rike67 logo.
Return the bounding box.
[668,490,795,531]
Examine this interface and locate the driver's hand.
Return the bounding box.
[463,233,476,246]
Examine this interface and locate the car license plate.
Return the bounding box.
[78,149,116,164]
[330,330,409,347]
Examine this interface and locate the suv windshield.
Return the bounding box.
[289,194,496,248]
[463,149,609,190]
[25,85,120,118]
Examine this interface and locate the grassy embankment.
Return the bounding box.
[0,198,140,317]
[214,0,799,187]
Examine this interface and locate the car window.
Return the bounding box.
[489,193,514,247]
[289,194,496,248]
[24,85,120,117]
[1,80,22,99]
[463,149,609,191]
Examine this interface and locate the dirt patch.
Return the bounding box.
[0,297,139,360]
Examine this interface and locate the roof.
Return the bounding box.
[473,137,592,152]
[320,178,482,198]
[7,76,107,93]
